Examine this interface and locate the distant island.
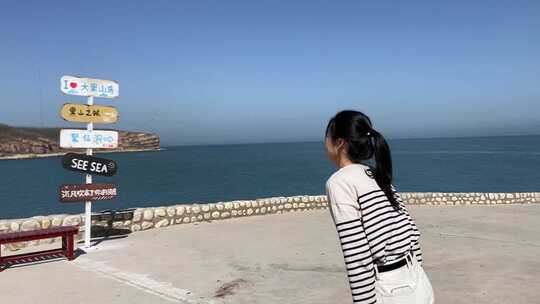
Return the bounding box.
[0,123,160,160]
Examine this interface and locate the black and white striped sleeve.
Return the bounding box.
[326,179,377,304]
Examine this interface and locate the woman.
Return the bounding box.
[324,110,434,304]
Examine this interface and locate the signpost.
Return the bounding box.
[60,76,119,99]
[62,153,117,177]
[60,129,119,149]
[59,75,120,250]
[60,103,119,124]
[59,183,117,203]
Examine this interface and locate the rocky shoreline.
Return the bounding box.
[0,123,160,160]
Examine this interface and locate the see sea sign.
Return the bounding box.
[62,153,117,177]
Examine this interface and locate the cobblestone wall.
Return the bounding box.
[1,192,539,252]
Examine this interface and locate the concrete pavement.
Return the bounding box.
[1,204,539,304]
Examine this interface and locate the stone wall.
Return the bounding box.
[1,192,539,252]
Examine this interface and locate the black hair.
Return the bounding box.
[325,110,400,209]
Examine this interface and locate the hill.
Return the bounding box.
[0,124,160,159]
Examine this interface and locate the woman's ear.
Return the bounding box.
[335,138,346,151]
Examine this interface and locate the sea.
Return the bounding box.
[1,135,539,219]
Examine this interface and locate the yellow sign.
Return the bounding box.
[60,103,119,124]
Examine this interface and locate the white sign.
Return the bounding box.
[60,75,119,99]
[60,129,119,149]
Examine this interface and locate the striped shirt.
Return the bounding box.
[325,163,422,304]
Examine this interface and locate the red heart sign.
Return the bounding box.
[70,82,78,89]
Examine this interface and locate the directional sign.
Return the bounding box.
[60,129,119,149]
[61,153,117,176]
[60,103,119,124]
[60,75,119,99]
[59,183,117,203]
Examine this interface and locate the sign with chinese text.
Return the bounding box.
[61,153,117,177]
[59,183,117,203]
[60,103,118,124]
[60,129,119,149]
[60,75,119,99]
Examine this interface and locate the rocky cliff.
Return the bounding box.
[0,124,160,158]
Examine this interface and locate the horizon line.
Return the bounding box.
[3,122,538,147]
[162,133,540,148]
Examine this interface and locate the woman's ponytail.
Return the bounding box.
[370,130,400,209]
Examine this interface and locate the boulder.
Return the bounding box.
[62,215,81,227]
[154,207,166,218]
[175,206,185,216]
[166,207,176,217]
[143,209,154,221]
[155,219,169,228]
[141,221,153,230]
[21,220,40,231]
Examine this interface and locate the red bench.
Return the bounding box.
[0,226,79,271]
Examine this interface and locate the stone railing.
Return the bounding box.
[1,192,539,251]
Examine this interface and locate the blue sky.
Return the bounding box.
[1,0,539,145]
